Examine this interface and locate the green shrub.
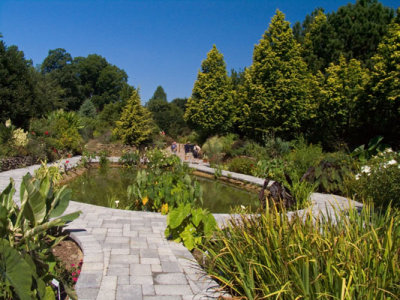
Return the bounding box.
[202,136,224,163]
[165,203,217,251]
[262,133,291,158]
[302,152,355,195]
[204,203,400,299]
[227,157,256,175]
[119,150,140,167]
[284,138,323,178]
[230,140,269,161]
[346,150,400,209]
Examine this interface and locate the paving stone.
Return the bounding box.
[154,285,192,296]
[111,248,130,255]
[110,254,139,264]
[144,296,182,300]
[106,267,129,276]
[140,248,159,258]
[130,264,152,275]
[141,257,160,264]
[75,287,99,299]
[76,273,102,288]
[142,284,155,296]
[116,285,143,300]
[130,275,154,285]
[154,273,188,285]
[117,276,130,285]
[161,261,182,273]
[151,264,163,273]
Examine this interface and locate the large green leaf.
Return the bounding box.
[167,204,191,229]
[191,208,204,227]
[21,174,46,225]
[203,213,217,237]
[180,224,196,251]
[48,186,72,218]
[0,239,34,300]
[0,179,16,211]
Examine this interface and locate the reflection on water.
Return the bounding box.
[68,168,259,213]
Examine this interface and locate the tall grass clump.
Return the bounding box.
[204,203,400,299]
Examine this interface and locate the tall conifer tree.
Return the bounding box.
[184,45,234,136]
[239,10,317,141]
[114,89,154,146]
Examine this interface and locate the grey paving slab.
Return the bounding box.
[0,156,363,299]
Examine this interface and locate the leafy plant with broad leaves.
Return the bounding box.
[351,136,387,162]
[165,203,217,251]
[0,172,81,299]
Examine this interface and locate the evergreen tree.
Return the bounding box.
[113,89,154,146]
[184,45,234,136]
[149,86,167,102]
[300,0,394,71]
[239,10,317,141]
[368,10,400,144]
[317,56,370,147]
[79,99,97,118]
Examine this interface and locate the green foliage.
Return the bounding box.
[298,0,394,71]
[351,135,387,162]
[202,136,224,163]
[302,152,354,195]
[78,99,97,118]
[0,172,81,299]
[239,10,317,141]
[165,203,216,251]
[227,157,256,176]
[284,139,323,179]
[114,89,154,146]
[204,203,400,299]
[119,150,140,167]
[98,150,109,170]
[368,15,400,145]
[316,56,370,147]
[185,45,234,136]
[346,150,400,209]
[126,168,202,212]
[0,40,38,128]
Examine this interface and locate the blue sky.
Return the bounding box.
[0,0,398,103]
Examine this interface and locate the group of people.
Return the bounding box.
[171,142,201,158]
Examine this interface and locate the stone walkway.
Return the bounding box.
[0,156,362,300]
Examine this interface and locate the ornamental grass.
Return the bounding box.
[204,203,400,299]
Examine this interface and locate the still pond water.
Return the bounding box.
[68,168,259,213]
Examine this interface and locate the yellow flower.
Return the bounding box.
[142,196,149,206]
[161,203,168,215]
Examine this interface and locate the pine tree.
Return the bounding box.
[79,99,97,118]
[184,45,234,136]
[239,10,317,141]
[113,89,154,146]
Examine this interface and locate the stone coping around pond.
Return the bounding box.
[0,155,363,300]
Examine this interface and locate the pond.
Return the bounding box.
[67,167,260,213]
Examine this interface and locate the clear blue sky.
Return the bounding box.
[0,0,398,103]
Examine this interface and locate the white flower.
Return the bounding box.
[361,165,371,174]
[386,159,397,166]
[115,200,120,207]
[384,148,393,153]
[5,119,11,128]
[355,174,361,180]
[240,205,245,210]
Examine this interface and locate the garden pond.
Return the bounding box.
[68,167,259,213]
